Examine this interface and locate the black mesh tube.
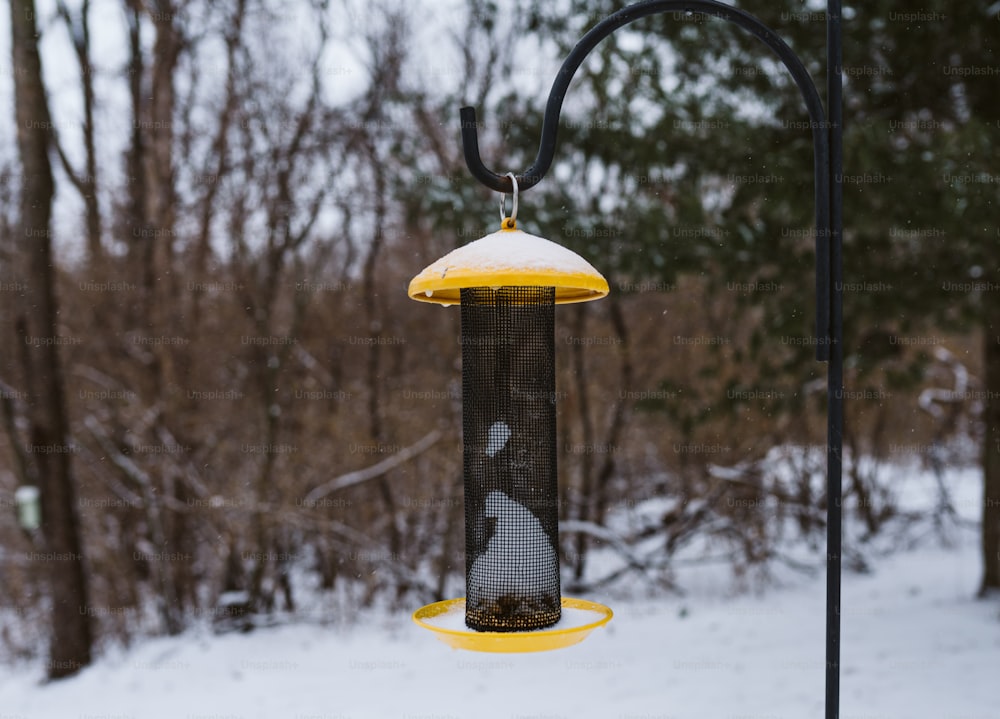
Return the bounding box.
[461,286,561,631]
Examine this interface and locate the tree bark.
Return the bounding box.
[146,3,185,635]
[120,0,186,635]
[569,305,595,582]
[980,306,1000,596]
[9,0,93,679]
[54,0,102,267]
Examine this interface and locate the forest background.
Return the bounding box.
[0,0,997,679]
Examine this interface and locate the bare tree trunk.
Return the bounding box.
[120,0,186,635]
[189,0,245,331]
[9,0,93,679]
[122,0,145,328]
[142,1,182,396]
[362,153,404,569]
[362,9,410,573]
[592,295,632,527]
[569,306,595,582]
[567,297,631,583]
[980,309,1000,596]
[147,5,187,634]
[54,0,102,267]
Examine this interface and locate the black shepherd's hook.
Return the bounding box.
[458,2,845,718]
[460,0,837,360]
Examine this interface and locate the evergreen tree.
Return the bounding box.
[450,0,999,589]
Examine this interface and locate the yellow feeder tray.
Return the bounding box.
[413,597,613,653]
[407,227,609,306]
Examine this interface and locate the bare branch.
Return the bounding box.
[304,430,442,502]
[560,519,649,571]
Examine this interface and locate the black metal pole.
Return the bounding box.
[825,1,845,717]
[456,1,846,715]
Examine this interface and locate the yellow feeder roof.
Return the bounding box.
[408,227,609,305]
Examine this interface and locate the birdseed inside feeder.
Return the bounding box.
[409,177,613,650]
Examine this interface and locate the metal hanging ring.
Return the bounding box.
[499,172,518,229]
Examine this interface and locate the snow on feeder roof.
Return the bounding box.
[407,227,609,306]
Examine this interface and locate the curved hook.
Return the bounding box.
[461,0,827,193]
[499,172,518,228]
[459,0,834,362]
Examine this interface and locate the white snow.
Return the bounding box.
[469,491,560,597]
[1,465,997,718]
[2,540,995,718]
[411,229,605,279]
[485,421,511,457]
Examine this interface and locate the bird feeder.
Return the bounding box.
[409,176,613,652]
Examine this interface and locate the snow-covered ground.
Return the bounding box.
[2,463,998,719]
[2,539,997,718]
